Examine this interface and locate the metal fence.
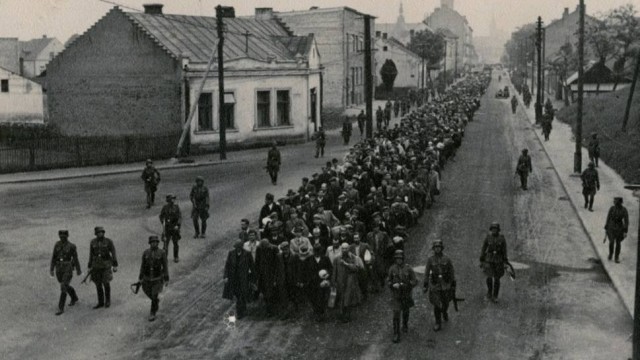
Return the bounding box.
[0,134,180,173]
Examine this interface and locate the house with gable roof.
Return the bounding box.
[47,4,322,150]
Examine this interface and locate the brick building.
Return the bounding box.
[545,6,597,63]
[276,7,375,115]
[425,0,477,71]
[47,5,321,149]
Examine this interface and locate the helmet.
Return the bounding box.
[148,235,160,244]
[432,239,444,249]
[489,222,500,231]
[393,249,404,259]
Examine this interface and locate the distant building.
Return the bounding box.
[19,36,64,78]
[375,33,423,89]
[438,28,459,76]
[0,65,45,123]
[425,0,477,71]
[474,13,509,64]
[47,5,321,149]
[565,61,631,99]
[545,6,597,62]
[276,7,375,114]
[375,3,430,46]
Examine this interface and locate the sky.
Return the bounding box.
[0,0,636,44]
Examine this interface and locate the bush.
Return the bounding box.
[0,123,60,143]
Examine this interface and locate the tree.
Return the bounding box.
[605,4,640,75]
[585,16,616,65]
[407,29,445,67]
[503,23,536,70]
[380,59,398,91]
[550,41,577,106]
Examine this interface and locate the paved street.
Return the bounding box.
[0,75,632,360]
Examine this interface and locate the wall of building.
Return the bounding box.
[375,38,421,88]
[0,68,44,123]
[278,8,373,113]
[0,38,20,74]
[189,70,321,147]
[46,10,182,137]
[22,39,65,78]
[426,8,472,69]
[545,10,596,62]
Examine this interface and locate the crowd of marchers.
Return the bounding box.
[222,73,494,343]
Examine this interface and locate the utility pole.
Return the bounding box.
[541,28,546,106]
[623,184,640,360]
[575,1,584,173]
[216,6,227,160]
[454,39,458,80]
[364,15,373,139]
[622,50,640,132]
[443,40,447,90]
[530,36,535,95]
[535,16,543,123]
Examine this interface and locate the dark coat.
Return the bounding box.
[267,148,281,171]
[605,205,629,240]
[222,249,255,302]
[259,202,282,229]
[332,252,364,308]
[255,243,286,302]
[388,263,417,310]
[480,234,508,278]
[581,168,600,194]
[51,240,81,285]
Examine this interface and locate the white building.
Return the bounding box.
[0,66,44,123]
[375,34,423,88]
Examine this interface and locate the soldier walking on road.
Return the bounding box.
[480,222,508,303]
[581,162,600,211]
[510,95,518,114]
[138,235,169,321]
[342,116,353,145]
[88,226,118,309]
[604,197,629,263]
[313,127,326,158]
[141,159,161,209]
[160,194,182,263]
[423,240,455,332]
[541,116,552,141]
[515,149,532,190]
[388,249,417,342]
[357,110,365,137]
[588,132,600,167]
[50,230,81,315]
[190,176,210,238]
[266,141,282,185]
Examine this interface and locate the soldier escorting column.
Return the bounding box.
[190,177,210,238]
[141,159,161,209]
[581,162,600,211]
[388,249,417,343]
[160,194,182,263]
[604,197,629,263]
[50,230,81,315]
[88,226,118,309]
[480,222,508,303]
[313,126,326,158]
[515,149,532,190]
[266,141,282,185]
[423,239,455,332]
[138,235,169,321]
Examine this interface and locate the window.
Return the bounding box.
[222,92,235,129]
[257,90,271,127]
[383,46,388,52]
[49,52,55,60]
[276,90,290,126]
[1,79,8,93]
[197,92,213,131]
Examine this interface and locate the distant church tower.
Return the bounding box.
[441,0,454,9]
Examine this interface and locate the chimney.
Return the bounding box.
[563,7,569,18]
[255,7,273,20]
[143,4,163,15]
[382,32,387,40]
[42,35,47,38]
[375,31,381,38]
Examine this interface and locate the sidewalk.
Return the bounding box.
[511,77,638,318]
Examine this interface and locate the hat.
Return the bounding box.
[522,148,528,153]
[58,230,69,236]
[292,225,304,234]
[371,211,381,219]
[614,197,623,203]
[302,177,309,182]
[265,193,274,200]
[286,189,297,197]
[392,236,404,244]
[340,242,350,250]
[393,249,404,259]
[313,214,323,220]
[432,239,444,249]
[166,194,176,200]
[94,226,105,234]
[489,222,500,231]
[148,235,160,243]
[196,176,204,182]
[309,192,318,197]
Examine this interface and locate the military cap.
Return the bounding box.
[489,222,500,230]
[393,249,405,259]
[432,239,444,249]
[58,230,69,236]
[292,225,304,234]
[94,226,105,234]
[148,235,160,243]
[195,176,204,182]
[614,197,623,203]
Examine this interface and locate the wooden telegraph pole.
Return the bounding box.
[574,0,584,173]
[364,15,373,139]
[535,16,543,123]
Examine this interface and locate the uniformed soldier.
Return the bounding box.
[141,159,161,209]
[88,226,118,309]
[480,222,508,303]
[515,149,532,190]
[190,177,210,238]
[50,230,81,315]
[138,235,169,321]
[342,116,353,145]
[160,194,182,263]
[313,126,326,158]
[604,197,629,263]
[423,239,455,332]
[511,95,518,114]
[581,162,600,211]
[266,141,281,185]
[388,249,417,342]
[588,132,600,167]
[357,110,365,137]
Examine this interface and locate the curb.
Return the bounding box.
[510,80,634,318]
[0,158,249,185]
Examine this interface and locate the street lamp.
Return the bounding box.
[624,185,640,360]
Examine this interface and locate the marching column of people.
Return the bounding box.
[221,74,492,341]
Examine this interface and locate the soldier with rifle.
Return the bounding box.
[50,230,81,315]
[135,235,169,321]
[480,222,508,303]
[160,194,182,263]
[312,126,326,158]
[510,95,518,114]
[88,226,118,309]
[423,239,456,332]
[387,249,417,343]
[141,159,161,209]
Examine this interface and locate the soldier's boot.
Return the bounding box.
[93,284,105,309]
[68,286,78,306]
[56,292,67,315]
[392,317,400,343]
[486,278,493,300]
[615,241,621,263]
[104,283,111,308]
[402,310,409,333]
[609,241,615,261]
[193,218,200,238]
[492,279,500,302]
[433,308,442,332]
[174,242,180,263]
[201,220,207,238]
